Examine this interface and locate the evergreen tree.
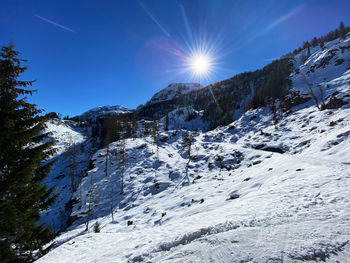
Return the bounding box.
[311,37,318,47]
[339,21,345,39]
[125,121,132,139]
[307,46,311,58]
[0,43,56,262]
[131,113,138,139]
[93,222,100,233]
[320,41,325,50]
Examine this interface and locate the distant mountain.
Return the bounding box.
[148,83,203,104]
[76,105,131,121]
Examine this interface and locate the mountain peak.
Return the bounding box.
[78,105,131,120]
[148,82,203,104]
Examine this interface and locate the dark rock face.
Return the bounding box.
[281,90,311,111]
[254,144,285,154]
[322,92,348,110]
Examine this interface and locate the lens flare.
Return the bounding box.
[190,53,211,75]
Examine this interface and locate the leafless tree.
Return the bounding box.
[152,120,160,162]
[176,131,194,187]
[119,133,127,194]
[301,73,320,110]
[67,139,79,195]
[85,171,95,231]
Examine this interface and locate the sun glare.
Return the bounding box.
[190,54,211,75]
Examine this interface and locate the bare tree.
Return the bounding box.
[165,113,169,131]
[85,171,95,231]
[110,177,115,222]
[177,131,194,187]
[119,133,127,194]
[301,73,320,110]
[319,85,326,110]
[67,139,79,195]
[152,120,160,162]
[105,144,110,177]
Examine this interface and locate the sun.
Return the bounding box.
[190,53,211,75]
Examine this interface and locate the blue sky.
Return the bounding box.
[1,0,350,116]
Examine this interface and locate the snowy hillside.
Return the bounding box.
[148,83,203,105]
[40,119,92,230]
[45,119,85,156]
[36,36,350,262]
[159,106,209,131]
[38,105,350,262]
[291,35,350,108]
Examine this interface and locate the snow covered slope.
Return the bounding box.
[37,36,350,262]
[291,35,350,107]
[40,119,92,230]
[37,104,350,262]
[159,106,209,131]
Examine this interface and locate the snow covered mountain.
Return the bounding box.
[77,105,131,121]
[148,83,203,105]
[137,83,203,120]
[37,34,350,262]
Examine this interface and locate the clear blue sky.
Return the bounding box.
[1,0,349,116]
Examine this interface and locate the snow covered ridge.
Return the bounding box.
[77,105,131,120]
[148,83,203,105]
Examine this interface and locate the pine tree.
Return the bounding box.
[131,113,138,139]
[339,21,345,39]
[311,37,318,47]
[320,41,325,50]
[93,221,100,233]
[0,43,56,261]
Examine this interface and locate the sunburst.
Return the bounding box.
[189,53,212,75]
